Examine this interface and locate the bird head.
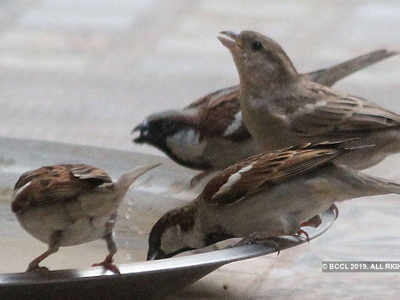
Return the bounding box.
[146,205,204,260]
[132,110,185,146]
[218,30,297,91]
[132,110,210,170]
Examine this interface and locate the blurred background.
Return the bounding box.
[1,0,400,299]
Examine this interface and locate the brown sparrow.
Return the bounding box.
[12,163,160,273]
[218,30,400,170]
[133,49,398,184]
[146,140,400,260]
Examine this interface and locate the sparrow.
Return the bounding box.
[11,163,160,273]
[146,140,400,260]
[218,30,400,170]
[133,49,398,183]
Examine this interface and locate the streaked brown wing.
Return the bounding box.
[291,88,400,136]
[12,164,112,213]
[194,86,251,141]
[202,141,348,206]
[69,164,112,184]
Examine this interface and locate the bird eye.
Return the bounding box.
[251,41,263,51]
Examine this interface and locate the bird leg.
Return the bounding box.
[301,215,322,228]
[297,209,337,241]
[92,232,120,275]
[26,230,62,272]
[295,216,321,242]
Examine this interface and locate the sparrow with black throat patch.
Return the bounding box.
[133,49,398,184]
[218,30,400,170]
[146,140,400,260]
[12,163,160,273]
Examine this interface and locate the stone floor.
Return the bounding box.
[0,1,400,299]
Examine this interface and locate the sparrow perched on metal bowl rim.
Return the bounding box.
[12,163,160,274]
[218,30,400,170]
[146,140,400,260]
[133,49,398,185]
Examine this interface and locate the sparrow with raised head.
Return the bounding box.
[146,140,400,260]
[133,49,398,183]
[218,30,400,170]
[12,163,160,273]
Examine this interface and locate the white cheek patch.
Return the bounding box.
[166,129,207,161]
[168,129,199,146]
[13,181,32,198]
[224,112,243,136]
[161,222,205,255]
[214,164,253,198]
[182,228,205,249]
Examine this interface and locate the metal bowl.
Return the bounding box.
[0,137,337,300]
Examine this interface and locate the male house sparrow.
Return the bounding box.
[218,30,400,170]
[147,140,400,260]
[12,163,160,273]
[133,49,397,182]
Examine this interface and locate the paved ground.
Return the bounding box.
[0,1,400,299]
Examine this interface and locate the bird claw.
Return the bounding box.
[330,204,339,219]
[263,239,281,256]
[92,260,121,275]
[295,229,310,242]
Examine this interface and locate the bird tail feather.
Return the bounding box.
[308,49,398,86]
[116,163,161,192]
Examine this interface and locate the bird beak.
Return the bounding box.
[131,121,149,144]
[218,31,241,51]
[147,248,166,260]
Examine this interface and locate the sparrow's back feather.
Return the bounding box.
[12,164,112,214]
[290,83,400,137]
[201,140,357,206]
